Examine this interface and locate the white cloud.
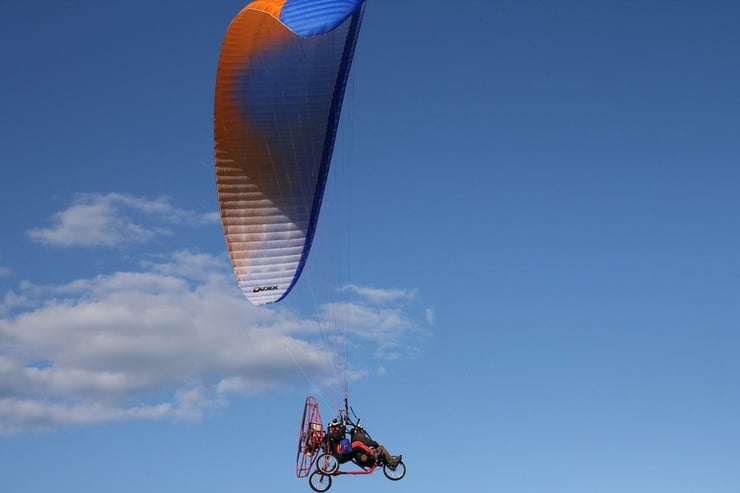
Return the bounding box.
[425,308,437,326]
[0,290,28,317]
[0,266,10,278]
[27,193,217,247]
[340,285,417,305]
[0,398,174,433]
[0,251,426,433]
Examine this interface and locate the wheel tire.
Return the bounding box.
[316,453,339,474]
[309,471,332,492]
[383,459,406,481]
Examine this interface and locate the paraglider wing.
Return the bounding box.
[214,0,366,305]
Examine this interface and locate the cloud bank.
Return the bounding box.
[27,193,218,247]
[0,194,430,433]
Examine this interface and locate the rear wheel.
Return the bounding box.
[309,471,332,492]
[383,459,406,480]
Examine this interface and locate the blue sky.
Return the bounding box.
[1,1,739,492]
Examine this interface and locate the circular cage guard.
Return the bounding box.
[296,396,324,478]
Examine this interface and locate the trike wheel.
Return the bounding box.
[383,459,406,480]
[316,453,339,474]
[309,471,332,492]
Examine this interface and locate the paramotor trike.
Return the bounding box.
[297,396,407,492]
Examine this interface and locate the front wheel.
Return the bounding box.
[316,453,339,474]
[383,459,406,480]
[309,471,332,492]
